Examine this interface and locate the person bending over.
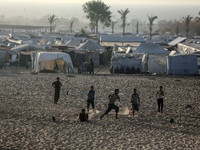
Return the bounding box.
[78,109,88,122]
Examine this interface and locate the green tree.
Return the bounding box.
[111,21,117,34]
[147,15,158,39]
[196,11,200,21]
[48,14,58,33]
[83,0,112,34]
[69,19,74,33]
[183,15,192,37]
[75,27,89,38]
[118,8,130,35]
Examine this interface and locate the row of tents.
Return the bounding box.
[111,42,200,75]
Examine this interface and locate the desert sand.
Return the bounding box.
[0,67,200,149]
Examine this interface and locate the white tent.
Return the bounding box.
[147,55,167,74]
[65,38,80,47]
[177,43,200,54]
[141,54,167,74]
[76,39,105,67]
[167,55,199,75]
[135,43,170,55]
[32,52,75,73]
[9,44,30,55]
[111,56,142,73]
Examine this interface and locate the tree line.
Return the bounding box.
[47,0,200,38]
[48,0,157,38]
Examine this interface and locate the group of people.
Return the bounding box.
[52,77,164,122]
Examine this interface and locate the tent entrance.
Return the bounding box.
[40,59,68,73]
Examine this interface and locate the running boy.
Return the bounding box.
[131,89,140,117]
[87,86,95,112]
[100,89,120,120]
[156,86,164,113]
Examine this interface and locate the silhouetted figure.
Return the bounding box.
[120,67,124,73]
[156,86,164,113]
[131,89,140,117]
[87,86,95,113]
[89,59,94,74]
[52,77,62,104]
[131,67,135,73]
[115,67,120,73]
[78,109,88,122]
[126,66,130,74]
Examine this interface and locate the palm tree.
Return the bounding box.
[135,21,139,35]
[196,11,200,21]
[147,15,158,39]
[183,15,192,37]
[48,14,58,33]
[69,20,74,33]
[118,8,130,35]
[111,21,117,34]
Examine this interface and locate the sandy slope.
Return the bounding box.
[0,69,200,149]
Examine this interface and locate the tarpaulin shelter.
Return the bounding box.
[167,55,199,75]
[32,52,75,73]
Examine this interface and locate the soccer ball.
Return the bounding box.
[170,118,174,123]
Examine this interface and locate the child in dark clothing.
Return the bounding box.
[78,109,88,122]
[87,86,95,113]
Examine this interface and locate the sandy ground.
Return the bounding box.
[0,67,200,149]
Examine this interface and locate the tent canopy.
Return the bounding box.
[65,38,80,47]
[135,43,170,55]
[77,39,105,51]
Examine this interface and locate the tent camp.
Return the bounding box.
[32,52,75,73]
[167,55,199,75]
[135,43,170,55]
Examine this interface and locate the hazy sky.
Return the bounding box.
[1,0,200,22]
[2,0,200,5]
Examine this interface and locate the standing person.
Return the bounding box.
[156,86,164,113]
[131,89,140,117]
[89,59,94,74]
[87,86,95,113]
[100,89,120,120]
[52,77,62,104]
